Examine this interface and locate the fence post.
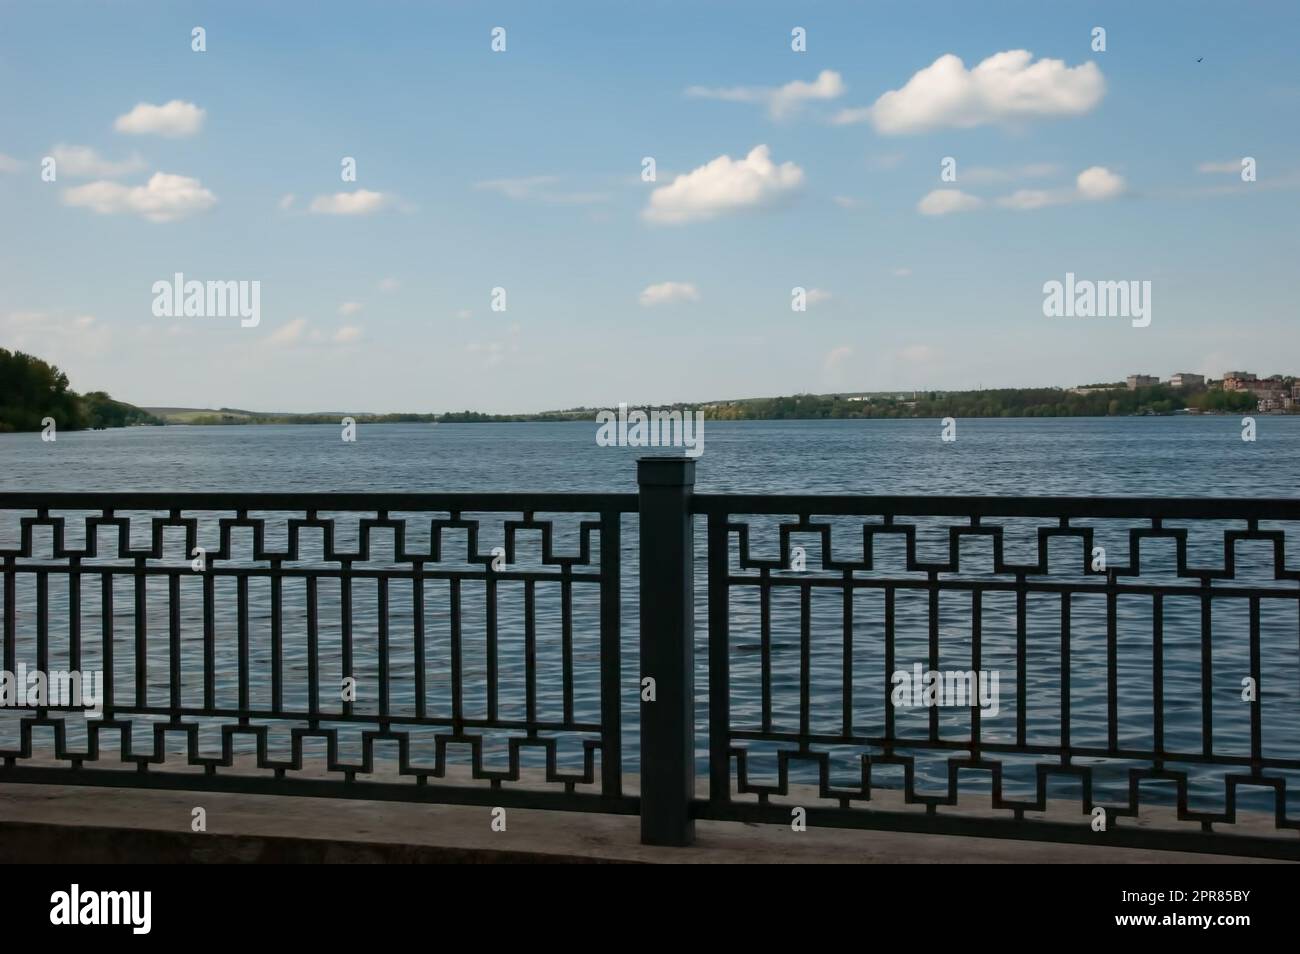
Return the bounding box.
[637,456,696,846]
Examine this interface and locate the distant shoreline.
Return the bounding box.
[3,409,1286,437]
[0,344,1283,434]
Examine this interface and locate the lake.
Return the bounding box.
[1,415,1297,496]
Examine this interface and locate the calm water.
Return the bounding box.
[1,418,1298,812]
[1,415,1298,496]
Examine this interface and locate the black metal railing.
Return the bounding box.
[690,480,1300,859]
[2,464,1299,859]
[0,491,636,815]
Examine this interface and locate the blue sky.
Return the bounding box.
[1,1,1298,413]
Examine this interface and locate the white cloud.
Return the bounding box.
[377,277,400,293]
[338,301,363,316]
[474,176,609,204]
[833,195,861,209]
[1075,165,1126,200]
[832,107,875,126]
[639,281,700,306]
[997,188,1058,210]
[686,70,845,119]
[643,145,804,225]
[278,193,295,210]
[1198,160,1243,174]
[465,325,522,367]
[824,345,853,372]
[994,166,1124,209]
[62,171,217,222]
[924,165,1127,214]
[806,288,833,304]
[836,50,1104,134]
[918,189,984,215]
[455,309,473,320]
[892,267,912,278]
[114,100,206,137]
[3,310,110,357]
[267,318,307,346]
[0,153,24,173]
[309,190,390,215]
[267,318,362,347]
[49,144,146,178]
[475,175,554,199]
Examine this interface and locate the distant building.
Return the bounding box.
[1169,372,1204,388]
[1223,371,1257,391]
[1127,374,1159,390]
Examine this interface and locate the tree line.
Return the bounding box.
[0,348,160,432]
[699,384,1260,420]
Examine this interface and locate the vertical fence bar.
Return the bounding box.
[599,509,623,799]
[1106,581,1118,752]
[799,579,811,749]
[168,571,180,716]
[341,561,353,718]
[414,559,426,720]
[561,567,574,725]
[1153,593,1165,768]
[101,569,114,721]
[638,457,695,846]
[1060,591,1071,764]
[883,586,895,755]
[202,572,215,712]
[450,576,463,735]
[2,556,13,679]
[760,569,772,732]
[134,557,147,710]
[1249,596,1261,772]
[307,575,319,723]
[378,576,390,725]
[271,563,283,713]
[707,509,729,809]
[35,569,48,718]
[237,574,249,723]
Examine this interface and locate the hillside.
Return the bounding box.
[0,348,161,432]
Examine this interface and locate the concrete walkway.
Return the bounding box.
[0,780,1288,863]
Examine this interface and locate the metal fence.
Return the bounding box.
[0,491,636,816]
[2,461,1299,859]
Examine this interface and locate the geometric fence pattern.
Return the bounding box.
[0,491,635,814]
[694,493,1300,858]
[2,484,1299,857]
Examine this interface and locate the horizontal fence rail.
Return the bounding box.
[693,488,1300,859]
[0,492,637,815]
[2,474,1299,859]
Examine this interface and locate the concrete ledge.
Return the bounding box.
[0,782,1289,863]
